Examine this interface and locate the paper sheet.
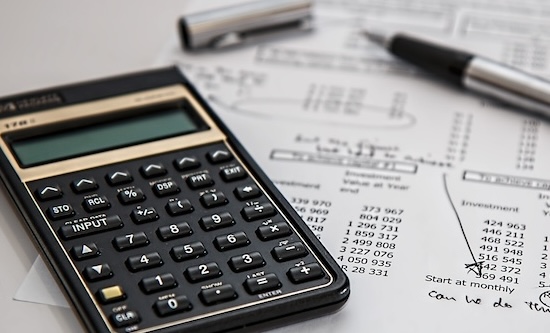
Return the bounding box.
[154,0,550,331]
[14,256,69,308]
[16,0,550,331]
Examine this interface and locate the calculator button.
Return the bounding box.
[84,264,113,282]
[228,252,265,272]
[110,310,140,328]
[199,285,237,305]
[106,170,133,185]
[171,241,207,261]
[200,191,228,208]
[272,242,308,262]
[47,203,75,220]
[186,172,214,189]
[117,188,146,204]
[199,212,235,231]
[214,231,250,251]
[152,180,180,197]
[185,262,222,282]
[126,252,163,272]
[71,178,98,193]
[287,263,325,283]
[59,215,123,240]
[130,207,159,224]
[157,222,192,241]
[82,195,111,213]
[244,273,281,294]
[174,156,201,171]
[154,295,192,317]
[113,232,149,251]
[71,243,100,260]
[140,273,177,294]
[207,150,232,164]
[220,165,247,182]
[241,202,276,221]
[140,163,167,178]
[256,222,292,241]
[165,199,193,216]
[36,185,63,201]
[97,285,126,304]
[234,184,261,200]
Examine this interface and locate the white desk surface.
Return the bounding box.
[0,1,241,331]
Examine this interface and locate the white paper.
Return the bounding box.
[16,0,550,331]
[14,256,69,308]
[154,0,550,331]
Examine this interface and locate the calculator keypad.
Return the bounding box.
[29,142,331,332]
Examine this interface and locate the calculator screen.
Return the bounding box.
[10,107,204,167]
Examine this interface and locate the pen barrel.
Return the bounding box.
[464,57,550,117]
[390,34,473,85]
[179,0,313,50]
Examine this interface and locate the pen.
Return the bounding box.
[364,30,550,117]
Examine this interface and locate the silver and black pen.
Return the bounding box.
[364,30,550,117]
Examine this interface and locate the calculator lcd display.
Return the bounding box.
[10,108,203,167]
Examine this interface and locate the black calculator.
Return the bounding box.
[0,68,349,332]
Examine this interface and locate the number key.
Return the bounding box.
[199,212,234,231]
[229,252,265,272]
[126,252,163,272]
[185,262,222,282]
[157,222,192,241]
[154,295,192,317]
[113,232,149,251]
[214,231,250,251]
[140,273,177,294]
[171,241,207,261]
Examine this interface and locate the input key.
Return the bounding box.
[59,215,123,240]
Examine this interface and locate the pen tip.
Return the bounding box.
[362,29,391,48]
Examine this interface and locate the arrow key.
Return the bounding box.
[71,178,98,193]
[106,170,133,186]
[70,243,100,260]
[234,184,261,201]
[206,149,232,164]
[35,185,63,201]
[140,163,167,178]
[84,263,113,282]
[174,156,200,171]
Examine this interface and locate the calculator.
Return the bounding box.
[0,68,349,332]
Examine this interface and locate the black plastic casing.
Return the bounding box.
[0,67,350,332]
